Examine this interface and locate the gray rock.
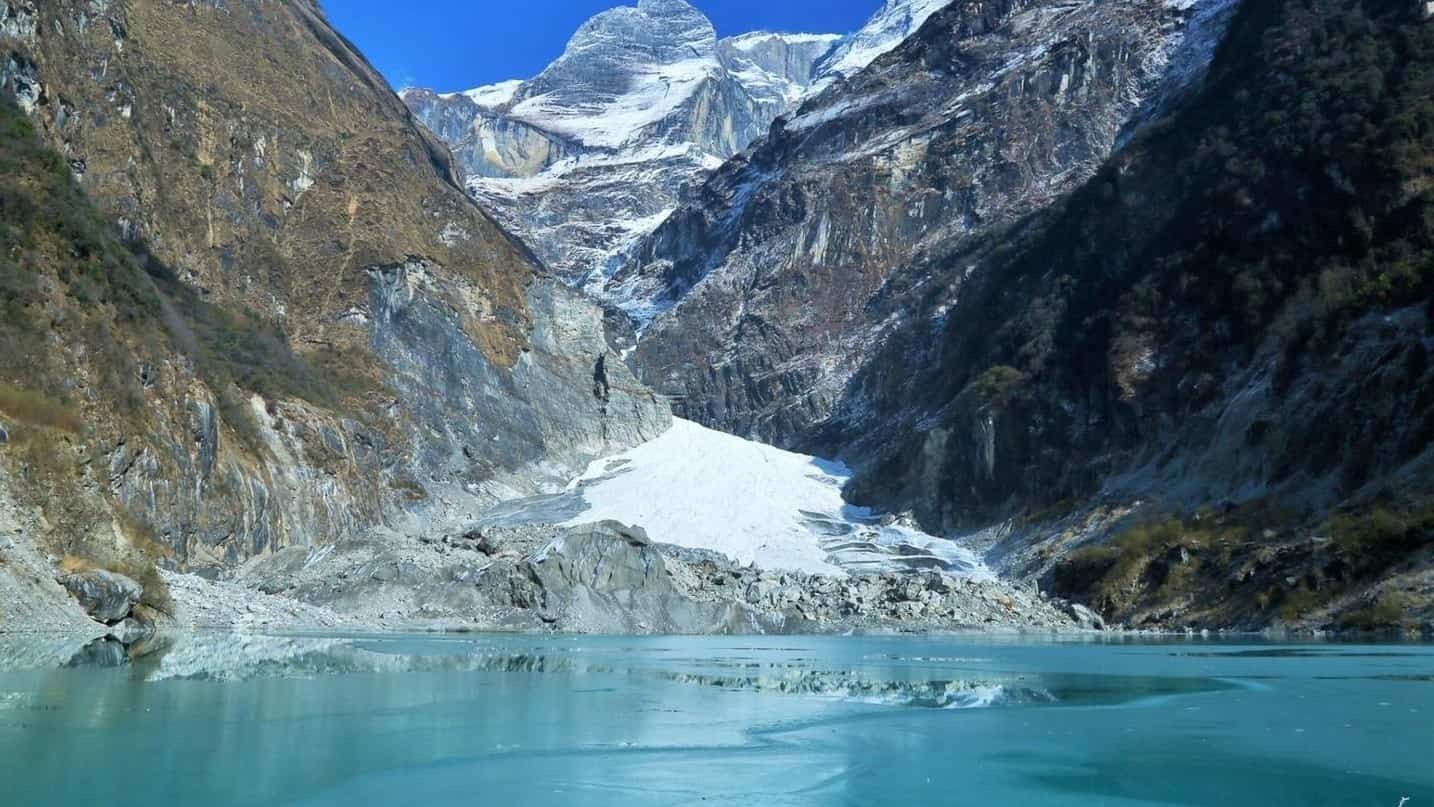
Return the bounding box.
[223,519,1084,635]
[1061,602,1107,631]
[521,522,741,633]
[471,529,502,556]
[65,638,129,668]
[530,523,668,596]
[593,520,650,546]
[58,569,143,624]
[0,420,8,444]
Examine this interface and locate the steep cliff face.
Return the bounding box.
[0,0,667,578]
[829,0,1434,630]
[833,0,1434,526]
[612,0,1236,445]
[403,0,842,290]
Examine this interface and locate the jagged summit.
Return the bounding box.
[509,0,719,147]
[400,1,971,290]
[403,1,846,287]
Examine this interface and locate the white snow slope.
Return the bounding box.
[813,0,952,84]
[561,419,991,578]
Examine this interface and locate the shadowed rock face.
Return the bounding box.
[830,0,1434,534]
[611,0,1234,446]
[0,0,668,575]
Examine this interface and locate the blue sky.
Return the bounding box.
[321,0,879,93]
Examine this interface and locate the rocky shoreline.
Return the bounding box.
[11,513,1422,661]
[5,519,1108,656]
[227,520,1095,635]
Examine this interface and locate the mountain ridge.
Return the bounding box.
[402,0,947,290]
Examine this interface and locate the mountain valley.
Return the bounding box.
[0,0,1430,642]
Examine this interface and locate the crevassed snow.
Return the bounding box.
[560,418,992,577]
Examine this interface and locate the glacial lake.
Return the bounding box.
[0,633,1429,806]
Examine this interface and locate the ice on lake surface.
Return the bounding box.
[0,633,1430,806]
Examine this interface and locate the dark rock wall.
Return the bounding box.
[615,0,1231,446]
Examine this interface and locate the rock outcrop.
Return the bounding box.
[57,570,141,624]
[231,520,1084,635]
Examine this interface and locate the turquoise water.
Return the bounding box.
[0,634,1430,806]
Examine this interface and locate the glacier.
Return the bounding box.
[557,419,993,578]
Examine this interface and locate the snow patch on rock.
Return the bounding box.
[454,79,522,109]
[813,0,952,83]
[561,419,993,577]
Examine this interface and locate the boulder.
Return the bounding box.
[518,521,742,633]
[1062,601,1107,631]
[533,522,665,594]
[58,569,143,624]
[593,520,650,547]
[924,572,954,595]
[472,529,503,556]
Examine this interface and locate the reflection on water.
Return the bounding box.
[0,632,1429,806]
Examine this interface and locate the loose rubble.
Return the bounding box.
[227,521,1089,635]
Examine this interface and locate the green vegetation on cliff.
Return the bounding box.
[1053,498,1433,632]
[955,0,1433,423]
[0,97,353,439]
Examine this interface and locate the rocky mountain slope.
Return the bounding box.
[3,0,1428,638]
[811,0,951,86]
[611,0,1237,443]
[827,0,1434,632]
[603,0,1431,634]
[401,0,950,292]
[0,0,666,597]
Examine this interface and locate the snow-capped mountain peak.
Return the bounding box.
[495,0,719,150]
[403,2,844,288]
[720,31,845,106]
